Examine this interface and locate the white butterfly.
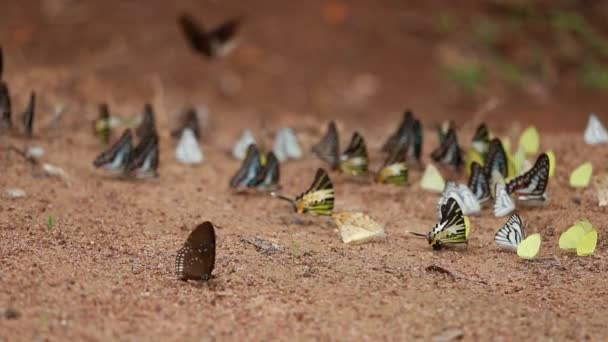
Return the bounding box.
[232,129,256,160]
[438,181,481,216]
[175,128,204,165]
[495,213,525,250]
[273,127,302,162]
[584,113,608,145]
[494,182,515,218]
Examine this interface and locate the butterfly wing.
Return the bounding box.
[93,129,134,172]
[468,162,491,204]
[295,168,334,215]
[126,132,160,178]
[95,103,112,144]
[255,152,281,191]
[21,92,35,137]
[484,138,508,180]
[408,119,423,163]
[230,144,263,189]
[382,110,413,153]
[431,128,463,170]
[429,197,468,249]
[136,103,157,139]
[209,18,240,46]
[339,132,368,176]
[376,142,408,185]
[176,221,216,281]
[493,182,516,217]
[178,14,213,57]
[312,121,339,168]
[506,153,549,201]
[471,123,490,155]
[495,213,525,249]
[0,82,11,130]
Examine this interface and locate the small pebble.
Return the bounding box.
[6,188,26,199]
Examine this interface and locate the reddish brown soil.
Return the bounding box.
[2,1,608,341]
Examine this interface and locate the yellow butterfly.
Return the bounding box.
[420,164,445,193]
[546,150,556,178]
[273,168,334,216]
[559,220,598,256]
[569,162,593,188]
[519,126,540,155]
[517,233,542,259]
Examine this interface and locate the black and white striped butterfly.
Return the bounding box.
[93,129,134,173]
[506,153,549,205]
[176,221,216,281]
[411,197,470,250]
[468,161,491,204]
[495,213,525,250]
[21,92,35,137]
[431,128,464,170]
[179,14,241,59]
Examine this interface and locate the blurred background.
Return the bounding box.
[1,0,608,133]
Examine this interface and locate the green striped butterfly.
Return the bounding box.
[273,168,334,216]
[376,142,408,185]
[95,103,112,145]
[339,132,368,176]
[411,197,470,250]
[382,110,423,165]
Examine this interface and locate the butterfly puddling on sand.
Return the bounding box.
[381,110,423,165]
[176,221,216,281]
[273,168,334,216]
[179,14,241,59]
[495,213,542,259]
[229,144,280,191]
[431,127,464,170]
[411,197,470,250]
[438,181,481,216]
[21,92,35,137]
[468,162,491,204]
[506,153,550,205]
[376,142,408,185]
[312,121,369,176]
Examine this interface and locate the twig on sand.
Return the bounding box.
[426,264,489,286]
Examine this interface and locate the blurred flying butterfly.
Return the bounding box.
[312,121,339,169]
[179,14,241,59]
[339,132,369,176]
[506,153,549,205]
[0,82,11,131]
[438,181,481,216]
[230,144,264,190]
[376,142,408,185]
[495,213,525,250]
[431,128,464,170]
[126,132,160,178]
[95,103,112,145]
[483,138,508,181]
[273,168,334,216]
[176,221,216,281]
[471,123,490,156]
[468,162,491,204]
[93,129,134,173]
[22,92,35,137]
[410,197,470,250]
[136,103,157,139]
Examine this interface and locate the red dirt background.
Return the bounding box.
[2,1,608,340]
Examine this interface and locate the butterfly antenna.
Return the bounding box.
[407,231,428,238]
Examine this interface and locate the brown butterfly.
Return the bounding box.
[136,103,157,139]
[175,221,216,281]
[179,14,241,59]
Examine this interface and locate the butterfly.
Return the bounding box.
[179,14,241,59]
[136,103,157,139]
[431,127,464,170]
[232,129,257,160]
[175,221,216,281]
[175,127,203,165]
[559,219,598,257]
[254,151,281,191]
[517,233,542,259]
[126,131,160,178]
[21,92,35,137]
[493,182,515,218]
[93,129,134,173]
[272,127,302,162]
[494,213,525,250]
[584,113,608,145]
[467,162,491,204]
[569,161,593,188]
[411,197,470,250]
[273,168,334,216]
[230,144,280,191]
[483,138,508,181]
[95,103,112,145]
[376,142,408,185]
[381,110,414,153]
[420,163,445,193]
[312,121,340,169]
[506,153,549,205]
[172,108,201,141]
[438,120,454,145]
[438,181,481,216]
[339,132,369,176]
[519,126,540,155]
[0,82,11,131]
[471,123,490,156]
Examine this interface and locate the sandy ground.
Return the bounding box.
[2,1,608,341]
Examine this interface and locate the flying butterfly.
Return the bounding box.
[0,82,11,131]
[125,132,160,178]
[468,162,491,204]
[410,197,470,250]
[93,129,134,173]
[431,127,464,170]
[483,138,508,181]
[471,123,491,156]
[339,132,369,176]
[495,213,525,250]
[95,103,112,145]
[273,168,334,216]
[176,221,216,281]
[179,14,241,59]
[136,103,157,139]
[312,121,340,169]
[506,153,549,205]
[376,142,408,185]
[22,91,35,137]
